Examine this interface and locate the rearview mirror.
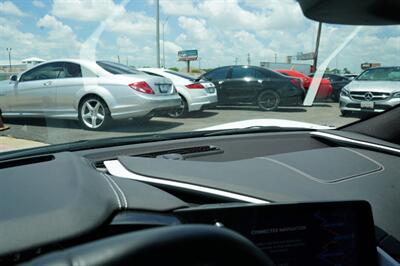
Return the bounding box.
[10,75,18,82]
[297,0,400,25]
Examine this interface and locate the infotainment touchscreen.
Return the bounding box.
[175,201,377,266]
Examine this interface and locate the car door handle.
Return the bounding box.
[43,81,52,86]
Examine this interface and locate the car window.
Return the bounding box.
[254,69,266,79]
[96,61,140,75]
[64,63,82,78]
[231,67,255,79]
[204,67,229,81]
[20,63,64,82]
[357,67,400,81]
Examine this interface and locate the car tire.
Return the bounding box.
[167,95,188,118]
[257,90,280,111]
[78,96,111,131]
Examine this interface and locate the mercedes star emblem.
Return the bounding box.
[364,92,374,101]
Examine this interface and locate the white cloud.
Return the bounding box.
[33,0,46,8]
[178,17,215,42]
[35,15,81,57]
[51,0,154,37]
[51,0,123,21]
[160,0,199,16]
[164,41,182,54]
[104,12,155,36]
[0,1,27,16]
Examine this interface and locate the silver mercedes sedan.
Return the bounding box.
[339,66,400,116]
[0,59,181,130]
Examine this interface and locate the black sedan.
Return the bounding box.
[309,73,351,101]
[200,65,305,111]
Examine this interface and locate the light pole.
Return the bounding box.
[6,48,12,72]
[313,22,322,72]
[156,0,160,67]
[162,16,169,68]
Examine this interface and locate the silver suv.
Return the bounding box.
[339,66,400,116]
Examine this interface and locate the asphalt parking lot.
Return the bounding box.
[2,102,359,145]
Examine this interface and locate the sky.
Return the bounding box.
[0,0,399,73]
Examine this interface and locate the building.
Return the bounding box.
[0,57,45,80]
[21,57,45,68]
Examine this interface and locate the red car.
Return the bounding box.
[276,69,333,100]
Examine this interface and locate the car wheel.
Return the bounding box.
[167,95,188,118]
[78,96,111,130]
[257,90,280,111]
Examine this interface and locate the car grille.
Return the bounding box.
[350,91,391,101]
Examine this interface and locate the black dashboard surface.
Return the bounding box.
[0,131,398,261]
[114,146,399,240]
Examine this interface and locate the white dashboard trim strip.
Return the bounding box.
[104,160,269,204]
[310,131,400,155]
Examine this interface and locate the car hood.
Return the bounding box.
[196,119,332,131]
[347,80,400,92]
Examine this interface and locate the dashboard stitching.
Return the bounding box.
[340,147,385,172]
[101,173,122,209]
[106,175,128,209]
[260,157,321,182]
[260,149,385,184]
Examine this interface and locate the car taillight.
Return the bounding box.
[129,81,154,94]
[185,83,205,89]
[290,79,301,88]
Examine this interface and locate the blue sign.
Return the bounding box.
[178,50,198,61]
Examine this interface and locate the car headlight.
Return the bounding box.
[393,91,400,98]
[340,87,350,97]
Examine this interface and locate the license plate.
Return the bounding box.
[361,101,374,109]
[159,85,169,93]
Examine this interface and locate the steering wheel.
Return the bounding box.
[25,224,274,266]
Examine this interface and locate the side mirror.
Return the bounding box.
[10,75,18,82]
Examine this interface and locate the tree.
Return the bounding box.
[169,67,179,71]
[331,68,341,74]
[343,68,351,74]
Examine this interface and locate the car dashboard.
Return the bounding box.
[0,130,399,265]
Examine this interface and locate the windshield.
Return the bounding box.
[96,61,141,75]
[356,67,400,81]
[0,0,399,153]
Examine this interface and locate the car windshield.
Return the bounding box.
[356,67,400,81]
[0,0,399,153]
[96,61,141,75]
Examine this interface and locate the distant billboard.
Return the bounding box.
[178,50,198,61]
[296,52,315,61]
[361,63,381,70]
